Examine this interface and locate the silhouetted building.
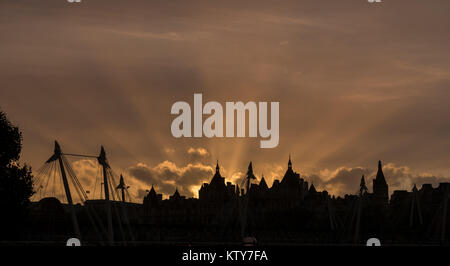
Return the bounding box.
[27,158,450,245]
[143,185,162,216]
[169,188,186,201]
[199,161,236,203]
[273,156,308,202]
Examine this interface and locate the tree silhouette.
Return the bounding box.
[0,110,34,240]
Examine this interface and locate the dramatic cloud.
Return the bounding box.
[305,163,450,197]
[32,159,102,204]
[187,147,210,162]
[163,148,175,156]
[72,159,99,189]
[308,166,372,196]
[32,155,450,204]
[2,0,450,202]
[127,160,214,198]
[381,163,450,193]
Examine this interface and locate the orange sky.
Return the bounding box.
[1,0,450,202]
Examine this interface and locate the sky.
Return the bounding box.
[1,0,450,202]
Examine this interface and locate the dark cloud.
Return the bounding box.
[381,164,450,193]
[305,162,450,197]
[126,160,214,198]
[127,163,158,184]
[307,167,372,196]
[136,188,148,201]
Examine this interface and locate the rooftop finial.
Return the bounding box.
[246,161,256,180]
[288,154,292,169]
[173,187,180,197]
[216,160,220,173]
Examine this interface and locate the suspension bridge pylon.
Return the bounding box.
[97,146,114,243]
[46,140,82,239]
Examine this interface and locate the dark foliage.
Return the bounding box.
[0,110,34,240]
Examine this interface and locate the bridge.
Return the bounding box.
[32,141,135,245]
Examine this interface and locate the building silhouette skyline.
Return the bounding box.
[145,157,391,204]
[23,154,450,245]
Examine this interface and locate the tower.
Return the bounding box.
[373,160,389,206]
[279,155,307,198]
[198,160,230,202]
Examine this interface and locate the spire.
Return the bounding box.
[216,160,220,174]
[375,160,387,185]
[259,174,268,190]
[210,160,224,186]
[359,175,368,196]
[247,161,253,175]
[173,188,180,197]
[244,161,256,194]
[373,160,389,206]
[288,154,292,169]
[246,161,256,180]
[146,185,156,199]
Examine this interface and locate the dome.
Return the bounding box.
[38,197,64,213]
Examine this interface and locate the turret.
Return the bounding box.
[309,183,317,194]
